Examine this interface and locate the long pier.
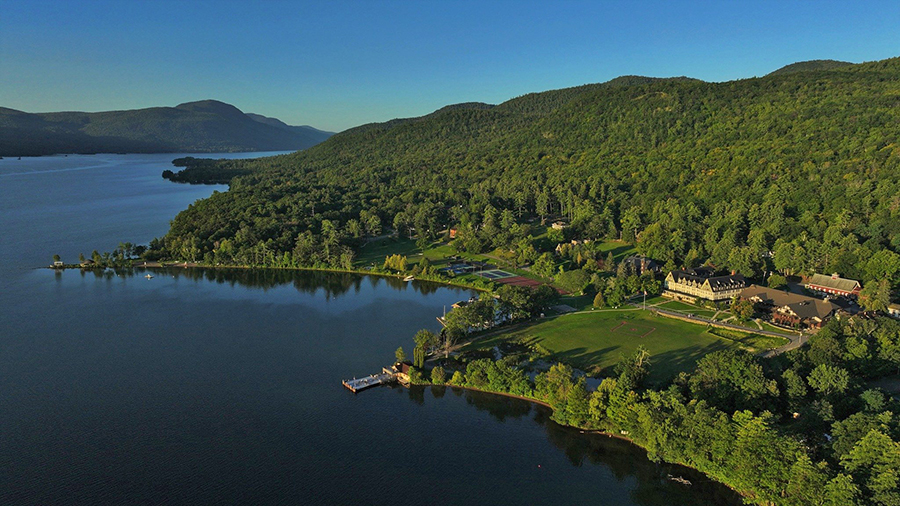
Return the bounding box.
[342,372,395,393]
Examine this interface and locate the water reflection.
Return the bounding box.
[424,386,743,506]
[71,266,445,298]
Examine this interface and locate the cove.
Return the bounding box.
[0,153,741,505]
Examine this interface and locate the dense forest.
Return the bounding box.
[414,312,900,506]
[0,100,332,156]
[156,58,900,294]
[149,58,900,504]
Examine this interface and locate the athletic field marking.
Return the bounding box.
[610,321,657,338]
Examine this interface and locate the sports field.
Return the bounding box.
[475,269,515,280]
[470,310,742,383]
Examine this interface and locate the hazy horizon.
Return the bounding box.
[2,0,899,132]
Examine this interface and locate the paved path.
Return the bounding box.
[624,296,805,356]
[647,306,805,357]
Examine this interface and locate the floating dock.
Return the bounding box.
[342,372,395,393]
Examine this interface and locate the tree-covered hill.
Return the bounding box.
[159,57,900,291]
[767,59,853,76]
[0,100,333,156]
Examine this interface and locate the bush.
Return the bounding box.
[555,268,591,294]
[449,370,465,385]
[431,366,446,384]
[408,366,427,385]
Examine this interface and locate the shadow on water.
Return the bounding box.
[75,266,446,298]
[419,386,743,506]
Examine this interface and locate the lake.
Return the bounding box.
[0,153,741,505]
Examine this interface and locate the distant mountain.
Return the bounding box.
[244,113,333,144]
[0,100,333,157]
[767,59,853,76]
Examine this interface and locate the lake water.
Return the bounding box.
[0,153,741,505]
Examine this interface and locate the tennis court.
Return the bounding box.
[475,269,515,280]
[495,276,543,288]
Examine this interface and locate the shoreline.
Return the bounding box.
[48,261,493,293]
[51,259,747,499]
[423,382,744,497]
[435,383,638,443]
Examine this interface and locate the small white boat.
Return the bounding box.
[145,274,154,279]
[403,275,415,282]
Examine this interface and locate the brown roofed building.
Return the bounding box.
[622,255,661,275]
[805,273,862,299]
[740,285,838,329]
[663,267,746,303]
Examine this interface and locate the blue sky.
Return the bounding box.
[1,0,899,132]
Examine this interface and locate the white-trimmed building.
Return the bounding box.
[663,267,746,303]
[805,273,862,299]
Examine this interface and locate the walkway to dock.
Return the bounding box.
[342,372,395,393]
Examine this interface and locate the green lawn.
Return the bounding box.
[557,294,594,311]
[594,240,637,261]
[706,327,791,351]
[355,237,423,267]
[759,321,799,336]
[468,310,743,384]
[656,300,702,312]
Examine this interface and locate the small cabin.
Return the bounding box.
[391,362,413,384]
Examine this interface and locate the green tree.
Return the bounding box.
[52,254,61,263]
[859,279,891,312]
[841,429,900,506]
[767,273,787,289]
[431,366,446,384]
[395,346,406,363]
[615,345,651,391]
[413,344,426,368]
[807,364,850,396]
[563,377,590,426]
[408,366,426,384]
[532,252,557,279]
[449,370,465,386]
[592,291,605,308]
[823,473,861,506]
[731,299,755,321]
[689,350,778,413]
[865,250,900,287]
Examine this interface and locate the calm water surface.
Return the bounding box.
[0,153,741,505]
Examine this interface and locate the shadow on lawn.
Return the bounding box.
[644,342,732,385]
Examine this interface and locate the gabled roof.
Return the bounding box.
[741,285,838,320]
[806,273,861,293]
[668,268,744,291]
[623,255,660,271]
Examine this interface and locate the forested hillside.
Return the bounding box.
[0,100,332,156]
[159,58,900,291]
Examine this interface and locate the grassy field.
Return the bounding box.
[467,309,744,383]
[655,300,703,312]
[355,237,423,267]
[594,240,637,260]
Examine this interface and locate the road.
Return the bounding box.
[647,306,805,357]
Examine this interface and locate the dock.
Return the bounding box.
[342,372,395,393]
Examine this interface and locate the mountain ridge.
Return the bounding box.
[0,100,333,157]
